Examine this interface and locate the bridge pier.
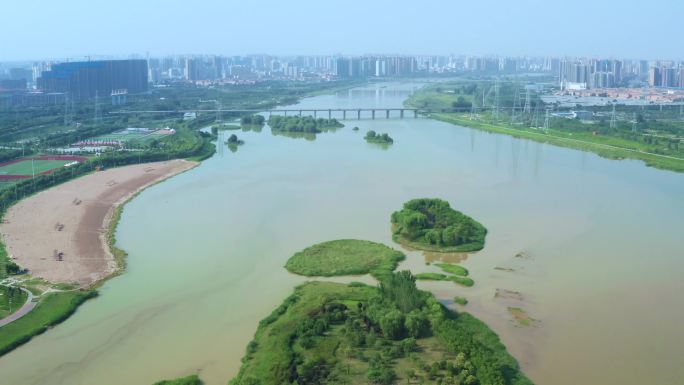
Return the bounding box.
[284,110,287,116]
[299,110,302,117]
[314,110,317,118]
[343,110,346,119]
[400,109,404,119]
[372,110,375,120]
[328,109,331,119]
[414,110,418,118]
[357,109,361,120]
[386,110,390,119]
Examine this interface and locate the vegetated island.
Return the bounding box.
[240,115,265,133]
[226,134,245,152]
[240,114,266,127]
[415,262,474,287]
[391,198,487,252]
[365,130,394,145]
[285,239,405,280]
[268,115,344,134]
[229,272,532,385]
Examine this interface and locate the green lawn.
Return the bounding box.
[285,239,405,279]
[0,160,70,176]
[0,290,96,356]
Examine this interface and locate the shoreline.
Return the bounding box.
[1,159,199,289]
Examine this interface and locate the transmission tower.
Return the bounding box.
[531,101,541,128]
[494,79,500,121]
[609,104,617,129]
[510,86,520,124]
[523,88,532,115]
[543,108,550,132]
[632,113,637,133]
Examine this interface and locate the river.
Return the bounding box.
[1,82,683,385]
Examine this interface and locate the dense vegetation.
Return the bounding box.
[152,374,203,385]
[241,115,265,126]
[285,240,405,280]
[230,273,531,385]
[391,199,487,252]
[268,115,344,133]
[0,290,96,356]
[365,130,394,145]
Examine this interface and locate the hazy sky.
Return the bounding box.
[1,0,682,61]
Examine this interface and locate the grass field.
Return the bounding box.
[0,160,71,176]
[285,239,405,279]
[0,290,96,356]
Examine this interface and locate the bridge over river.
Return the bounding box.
[109,107,497,120]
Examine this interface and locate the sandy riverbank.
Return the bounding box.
[0,160,198,287]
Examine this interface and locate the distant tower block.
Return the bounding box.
[111,89,128,106]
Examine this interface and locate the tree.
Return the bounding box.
[379,310,404,340]
[405,311,429,338]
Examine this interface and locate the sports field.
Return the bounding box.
[0,156,87,181]
[0,160,70,176]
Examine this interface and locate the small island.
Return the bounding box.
[365,130,394,144]
[285,239,405,279]
[391,198,487,252]
[240,114,265,126]
[226,134,244,152]
[268,115,344,133]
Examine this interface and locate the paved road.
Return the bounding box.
[0,288,35,327]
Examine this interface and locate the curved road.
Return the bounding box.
[0,287,35,327]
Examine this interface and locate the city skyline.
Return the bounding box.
[1,0,683,61]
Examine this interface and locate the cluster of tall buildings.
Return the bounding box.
[648,65,684,88]
[557,58,684,90]
[335,56,418,78]
[1,54,684,107]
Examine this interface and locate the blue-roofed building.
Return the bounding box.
[38,59,148,101]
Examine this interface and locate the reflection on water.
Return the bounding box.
[1,82,683,385]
